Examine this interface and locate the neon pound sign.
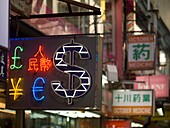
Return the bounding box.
[28,45,52,72]
[10,46,24,70]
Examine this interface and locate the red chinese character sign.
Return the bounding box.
[28,45,52,72]
[127,34,155,70]
[104,120,131,128]
[7,36,102,110]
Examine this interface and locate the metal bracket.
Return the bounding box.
[11,0,101,19]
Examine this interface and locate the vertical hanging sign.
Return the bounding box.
[0,0,9,48]
[0,47,7,81]
[7,36,102,110]
[128,34,155,70]
[112,90,155,116]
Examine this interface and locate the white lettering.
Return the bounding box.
[137,83,149,89]
[129,62,153,68]
[113,107,151,115]
[129,36,154,43]
[133,108,151,114]
[137,83,165,91]
[151,84,165,91]
[114,108,132,114]
[0,66,4,77]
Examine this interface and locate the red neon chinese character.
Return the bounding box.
[28,58,39,71]
[28,45,52,72]
[34,45,44,58]
[40,57,52,71]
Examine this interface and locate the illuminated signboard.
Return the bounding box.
[112,90,155,116]
[134,75,169,98]
[0,47,7,81]
[104,120,131,128]
[128,34,155,70]
[7,36,101,110]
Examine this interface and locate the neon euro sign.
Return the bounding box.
[32,77,46,101]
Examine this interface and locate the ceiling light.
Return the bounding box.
[44,110,100,118]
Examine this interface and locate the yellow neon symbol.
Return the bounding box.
[9,78,23,100]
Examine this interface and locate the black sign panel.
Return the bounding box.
[7,35,100,110]
[0,47,7,81]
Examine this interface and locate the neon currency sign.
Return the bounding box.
[9,38,92,105]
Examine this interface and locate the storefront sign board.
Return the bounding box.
[6,36,102,110]
[128,34,155,70]
[112,90,155,116]
[134,75,169,98]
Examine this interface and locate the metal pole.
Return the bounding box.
[147,0,151,33]
[94,15,97,34]
[16,110,25,128]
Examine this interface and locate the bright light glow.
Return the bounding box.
[25,110,31,114]
[159,51,166,65]
[131,122,143,127]
[134,24,143,35]
[67,117,70,122]
[100,0,106,21]
[30,113,47,119]
[157,108,164,116]
[0,89,5,93]
[0,109,16,115]
[9,78,23,100]
[102,74,108,87]
[0,102,5,108]
[44,110,100,118]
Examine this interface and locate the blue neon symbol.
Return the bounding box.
[32,77,46,101]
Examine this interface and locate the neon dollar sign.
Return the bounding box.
[51,39,91,105]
